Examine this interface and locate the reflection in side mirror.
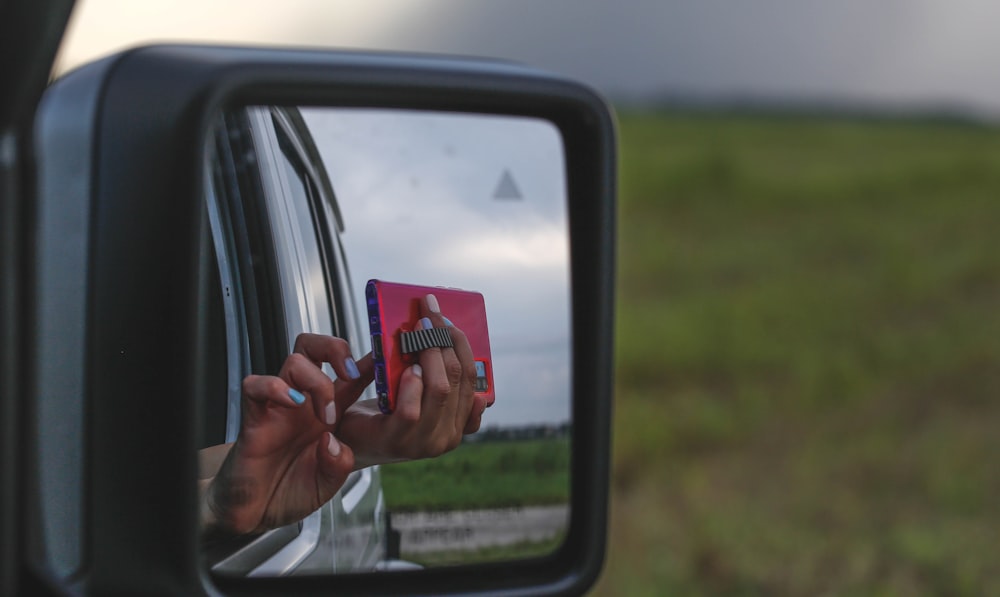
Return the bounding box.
[200,107,572,574]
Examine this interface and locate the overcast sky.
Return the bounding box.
[59,0,1000,116]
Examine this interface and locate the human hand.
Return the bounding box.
[201,334,372,535]
[338,294,488,468]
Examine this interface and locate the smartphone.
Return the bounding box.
[366,279,495,413]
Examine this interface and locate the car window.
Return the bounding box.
[272,122,336,344]
[202,111,323,572]
[270,110,367,357]
[204,107,387,576]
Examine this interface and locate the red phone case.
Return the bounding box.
[366,279,495,413]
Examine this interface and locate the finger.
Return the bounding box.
[413,316,453,421]
[315,432,355,503]
[446,323,479,433]
[242,374,303,409]
[393,364,424,425]
[332,352,375,412]
[293,333,362,384]
[463,395,488,435]
[420,292,475,427]
[418,295,470,443]
[420,294,464,391]
[280,352,337,425]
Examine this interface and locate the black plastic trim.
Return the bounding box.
[219,110,288,376]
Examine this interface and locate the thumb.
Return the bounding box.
[315,432,355,502]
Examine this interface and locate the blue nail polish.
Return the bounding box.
[443,317,454,327]
[288,388,306,404]
[420,317,432,330]
[345,357,361,380]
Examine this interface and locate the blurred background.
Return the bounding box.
[57,1,1000,594]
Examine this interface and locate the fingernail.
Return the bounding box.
[443,317,454,327]
[412,363,423,378]
[426,294,440,313]
[345,357,361,380]
[324,400,337,425]
[288,388,306,405]
[327,433,341,457]
[419,317,432,330]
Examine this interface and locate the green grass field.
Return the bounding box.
[380,437,570,512]
[594,111,1000,595]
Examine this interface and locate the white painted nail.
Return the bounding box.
[327,433,341,457]
[412,363,423,378]
[426,293,440,313]
[324,400,337,425]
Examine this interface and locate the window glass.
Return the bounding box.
[274,132,335,340]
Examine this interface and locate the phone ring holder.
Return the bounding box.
[399,326,454,354]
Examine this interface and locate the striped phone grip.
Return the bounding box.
[399,327,454,354]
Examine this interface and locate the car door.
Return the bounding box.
[202,106,386,576]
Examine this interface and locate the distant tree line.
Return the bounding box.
[464,422,571,443]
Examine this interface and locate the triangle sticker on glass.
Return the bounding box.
[493,169,523,200]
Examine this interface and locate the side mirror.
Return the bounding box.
[30,45,615,596]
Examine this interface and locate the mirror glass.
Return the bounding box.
[201,106,571,575]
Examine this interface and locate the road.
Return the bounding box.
[392,504,569,554]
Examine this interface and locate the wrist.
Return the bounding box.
[199,477,219,530]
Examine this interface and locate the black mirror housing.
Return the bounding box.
[31,45,616,596]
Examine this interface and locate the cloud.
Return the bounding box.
[361,0,1000,112]
[60,0,1000,113]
